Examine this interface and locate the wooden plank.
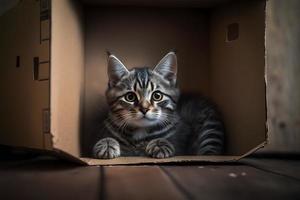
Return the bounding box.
[241,158,300,180]
[0,158,100,200]
[162,165,300,200]
[103,166,186,200]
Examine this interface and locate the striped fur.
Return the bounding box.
[93,52,225,159]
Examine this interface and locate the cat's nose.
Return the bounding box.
[139,107,149,115]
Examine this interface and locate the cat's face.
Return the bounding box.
[105,52,179,128]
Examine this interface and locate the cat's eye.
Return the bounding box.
[152,91,163,101]
[124,92,137,102]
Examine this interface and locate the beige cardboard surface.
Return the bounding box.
[210,0,266,155]
[51,0,84,157]
[0,0,49,149]
[82,156,241,165]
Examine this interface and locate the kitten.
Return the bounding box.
[93,51,225,159]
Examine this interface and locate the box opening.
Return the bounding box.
[1,0,266,165]
[51,0,266,165]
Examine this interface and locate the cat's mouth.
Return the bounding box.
[130,116,158,127]
[141,115,156,121]
[135,117,156,124]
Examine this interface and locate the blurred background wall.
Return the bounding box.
[264,0,300,154]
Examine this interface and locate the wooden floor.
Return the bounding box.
[0,151,300,200]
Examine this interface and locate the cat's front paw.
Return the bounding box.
[146,138,175,159]
[93,137,121,159]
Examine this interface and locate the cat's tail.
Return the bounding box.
[177,94,225,155]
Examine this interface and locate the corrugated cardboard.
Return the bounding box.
[0,0,49,149]
[0,0,267,165]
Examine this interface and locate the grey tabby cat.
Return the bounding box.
[93,51,225,159]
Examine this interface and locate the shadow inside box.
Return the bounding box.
[0,145,79,171]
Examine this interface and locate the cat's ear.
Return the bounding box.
[154,51,177,84]
[107,53,129,86]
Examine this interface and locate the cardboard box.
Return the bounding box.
[0,0,267,165]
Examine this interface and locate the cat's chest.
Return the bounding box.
[120,140,148,156]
